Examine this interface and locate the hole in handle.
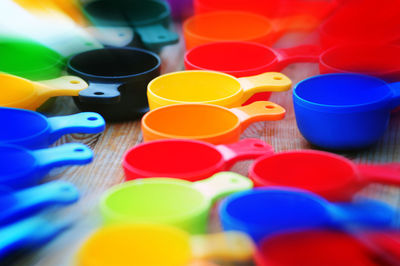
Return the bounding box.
[273,76,283,80]
[70,80,80,84]
[94,92,105,95]
[87,117,98,121]
[265,105,275,109]
[74,148,85,152]
[230,178,239,184]
[253,143,265,148]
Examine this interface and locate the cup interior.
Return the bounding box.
[0,146,34,177]
[143,104,239,138]
[0,109,47,142]
[150,71,241,102]
[0,74,35,105]
[125,140,222,176]
[252,152,355,192]
[68,48,160,79]
[186,42,277,75]
[103,181,207,219]
[295,74,391,106]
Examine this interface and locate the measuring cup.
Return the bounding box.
[0,37,65,80]
[0,181,79,226]
[0,143,93,189]
[148,70,291,110]
[77,224,255,266]
[0,73,87,110]
[123,138,273,181]
[67,47,161,121]
[83,0,179,51]
[249,150,400,201]
[183,11,319,50]
[219,188,395,243]
[100,172,253,233]
[255,230,381,266]
[141,101,286,144]
[293,73,400,150]
[0,107,105,149]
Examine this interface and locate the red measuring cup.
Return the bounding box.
[249,150,400,201]
[123,138,273,182]
[255,230,383,266]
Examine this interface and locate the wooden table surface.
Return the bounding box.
[14,24,400,266]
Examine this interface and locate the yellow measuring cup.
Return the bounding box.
[0,73,88,110]
[76,224,255,266]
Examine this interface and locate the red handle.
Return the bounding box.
[356,163,400,185]
[274,45,322,70]
[216,138,274,168]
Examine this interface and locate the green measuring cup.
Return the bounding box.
[0,37,65,81]
[100,172,253,234]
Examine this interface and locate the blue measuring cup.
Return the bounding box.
[0,107,105,149]
[219,188,395,243]
[0,143,93,189]
[0,181,79,226]
[293,73,400,150]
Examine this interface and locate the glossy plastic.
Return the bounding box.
[100,172,253,233]
[167,0,193,20]
[0,143,93,189]
[219,188,395,243]
[68,47,161,121]
[0,37,65,81]
[293,73,400,150]
[0,107,105,149]
[0,181,79,225]
[255,230,379,266]
[123,138,274,181]
[83,0,179,51]
[0,73,88,110]
[141,101,286,144]
[183,11,319,50]
[249,150,400,201]
[148,70,291,110]
[77,224,255,266]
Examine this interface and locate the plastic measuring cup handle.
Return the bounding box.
[230,101,286,131]
[33,143,93,171]
[190,231,255,261]
[0,216,70,259]
[274,45,322,70]
[135,24,179,51]
[191,172,253,203]
[48,112,106,143]
[36,76,89,97]
[86,26,135,47]
[388,81,400,109]
[216,139,274,168]
[238,73,292,103]
[271,14,320,35]
[356,163,400,185]
[79,82,121,104]
[0,181,79,225]
[329,200,395,228]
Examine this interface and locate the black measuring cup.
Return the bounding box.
[67,47,161,121]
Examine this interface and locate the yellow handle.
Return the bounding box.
[190,231,255,262]
[35,76,88,98]
[238,72,292,103]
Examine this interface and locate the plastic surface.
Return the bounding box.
[123,138,273,181]
[0,143,93,189]
[0,73,88,110]
[249,150,400,201]
[100,172,253,233]
[167,0,193,20]
[68,47,161,121]
[183,11,319,50]
[148,70,291,110]
[0,107,105,149]
[293,73,400,150]
[141,101,285,144]
[0,181,79,225]
[219,188,395,243]
[83,0,179,51]
[0,37,65,81]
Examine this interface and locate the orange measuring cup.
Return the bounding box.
[141,101,285,144]
[183,10,319,50]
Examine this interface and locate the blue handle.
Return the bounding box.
[136,24,179,51]
[48,112,106,143]
[33,143,93,170]
[0,216,70,259]
[389,81,400,109]
[0,181,79,225]
[328,199,396,228]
